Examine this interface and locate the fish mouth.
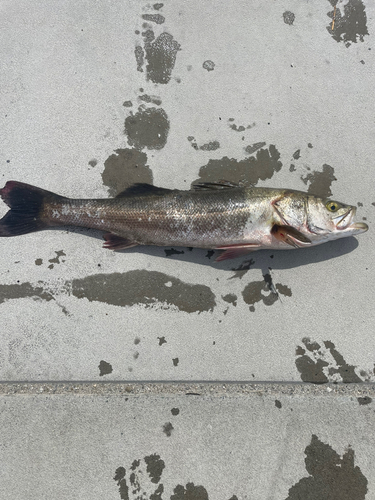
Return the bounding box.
[334,209,354,230]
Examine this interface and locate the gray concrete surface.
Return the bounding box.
[1,0,375,498]
[0,383,373,499]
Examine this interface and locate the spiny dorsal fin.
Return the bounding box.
[115,183,174,198]
[192,180,240,191]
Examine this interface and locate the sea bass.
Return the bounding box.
[0,180,368,261]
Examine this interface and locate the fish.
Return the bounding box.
[0,180,368,261]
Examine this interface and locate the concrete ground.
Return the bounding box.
[0,0,374,498]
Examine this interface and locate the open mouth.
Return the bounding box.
[334,209,353,229]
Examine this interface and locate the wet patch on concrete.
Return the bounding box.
[142,13,165,25]
[358,396,372,405]
[162,422,173,437]
[35,258,43,266]
[172,357,179,366]
[244,142,266,155]
[202,60,215,71]
[228,259,255,280]
[98,360,113,376]
[125,107,170,150]
[0,281,54,306]
[135,45,145,72]
[138,94,162,106]
[222,293,237,306]
[227,118,255,132]
[242,273,291,312]
[71,271,216,313]
[141,31,181,84]
[48,250,66,270]
[327,0,368,47]
[286,434,368,499]
[114,454,166,500]
[192,145,282,187]
[292,149,300,160]
[88,159,97,167]
[295,338,375,383]
[158,336,167,346]
[153,3,163,10]
[187,136,220,151]
[301,164,336,198]
[171,484,209,500]
[102,148,152,196]
[275,400,282,409]
[171,408,180,416]
[123,100,133,108]
[164,248,185,257]
[283,11,295,25]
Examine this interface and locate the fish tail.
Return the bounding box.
[0,181,63,236]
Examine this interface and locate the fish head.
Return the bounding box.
[273,191,368,242]
[306,196,368,240]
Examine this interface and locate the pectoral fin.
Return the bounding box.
[271,225,311,248]
[103,233,138,251]
[215,243,261,261]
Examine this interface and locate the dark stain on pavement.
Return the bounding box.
[358,396,372,405]
[144,454,165,483]
[301,164,336,198]
[102,148,152,196]
[286,434,368,499]
[162,422,173,437]
[98,360,113,376]
[202,60,215,71]
[283,11,295,25]
[327,0,368,47]
[221,293,237,306]
[242,274,291,311]
[125,107,170,150]
[71,271,216,313]
[142,14,165,25]
[171,408,180,416]
[48,250,66,269]
[275,400,282,409]
[172,357,179,366]
[143,31,181,84]
[192,145,282,187]
[171,483,209,500]
[295,338,365,383]
[0,281,54,305]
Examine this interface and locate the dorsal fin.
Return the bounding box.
[192,180,240,191]
[115,183,173,198]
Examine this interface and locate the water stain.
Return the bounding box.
[358,396,372,405]
[327,0,368,47]
[0,281,54,306]
[162,422,173,437]
[158,336,167,346]
[171,483,209,500]
[275,400,282,409]
[242,274,291,311]
[35,258,43,266]
[289,164,296,172]
[102,148,152,196]
[125,107,170,150]
[228,258,255,280]
[172,357,179,366]
[88,159,97,167]
[71,271,216,313]
[295,338,367,383]
[221,293,237,306]
[283,11,295,25]
[165,248,185,257]
[192,145,282,187]
[142,14,165,24]
[135,45,144,72]
[114,467,129,500]
[171,408,180,416]
[244,142,266,155]
[202,60,215,71]
[153,3,163,10]
[143,32,181,84]
[301,164,336,198]
[144,454,165,483]
[286,434,368,499]
[292,150,300,160]
[187,137,220,151]
[138,94,162,106]
[123,101,133,108]
[48,250,66,270]
[98,360,113,376]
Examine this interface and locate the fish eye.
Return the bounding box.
[326,201,340,212]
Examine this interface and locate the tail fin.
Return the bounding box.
[0,181,63,236]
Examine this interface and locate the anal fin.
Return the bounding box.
[215,243,261,262]
[103,232,138,251]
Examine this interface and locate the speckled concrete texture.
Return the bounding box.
[1,0,375,497]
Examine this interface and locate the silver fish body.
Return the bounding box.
[0,181,368,260]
